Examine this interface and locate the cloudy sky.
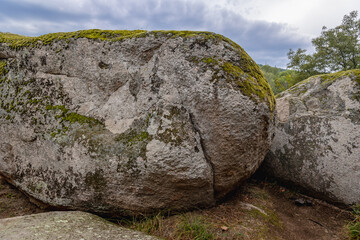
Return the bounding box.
[0,0,359,67]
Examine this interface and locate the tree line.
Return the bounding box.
[262,10,360,94]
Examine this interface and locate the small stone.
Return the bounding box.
[221,226,229,231]
[294,198,312,206]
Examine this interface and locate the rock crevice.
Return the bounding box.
[188,112,216,198]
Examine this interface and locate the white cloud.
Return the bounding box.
[215,0,360,37]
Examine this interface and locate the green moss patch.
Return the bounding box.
[318,69,360,85]
[0,29,247,50]
[0,30,147,49]
[1,29,275,109]
[44,105,104,139]
[279,69,360,100]
[151,30,241,46]
[45,105,102,126]
[115,129,151,144]
[195,56,275,112]
[0,60,7,76]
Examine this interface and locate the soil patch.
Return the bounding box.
[118,179,353,240]
[0,176,45,219]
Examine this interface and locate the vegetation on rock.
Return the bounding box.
[0,29,246,51]
[0,61,7,76]
[0,29,274,112]
[0,30,147,49]
[316,69,360,85]
[196,57,275,112]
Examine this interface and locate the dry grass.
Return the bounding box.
[117,183,289,240]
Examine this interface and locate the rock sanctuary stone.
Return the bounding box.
[263,70,360,205]
[0,211,160,240]
[0,30,275,215]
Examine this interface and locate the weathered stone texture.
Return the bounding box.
[0,30,275,215]
[0,211,160,240]
[263,70,360,205]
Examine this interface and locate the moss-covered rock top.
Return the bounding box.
[0,29,239,50]
[0,30,145,49]
[0,29,275,112]
[317,69,360,85]
[277,69,360,99]
[265,68,360,206]
[196,57,275,112]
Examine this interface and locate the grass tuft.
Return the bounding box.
[117,211,167,235]
[348,205,360,240]
[177,215,214,240]
[133,213,165,235]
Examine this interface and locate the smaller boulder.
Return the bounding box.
[0,211,160,240]
[263,70,360,205]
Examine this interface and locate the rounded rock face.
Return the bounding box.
[0,30,275,215]
[263,70,360,205]
[0,211,160,240]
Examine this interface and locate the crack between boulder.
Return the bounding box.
[188,112,216,199]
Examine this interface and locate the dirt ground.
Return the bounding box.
[0,176,45,219]
[0,175,353,240]
[232,180,352,240]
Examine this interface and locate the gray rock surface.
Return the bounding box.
[0,30,275,215]
[0,211,160,240]
[263,70,360,205]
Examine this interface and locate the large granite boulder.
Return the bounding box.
[0,30,275,215]
[263,70,360,205]
[0,211,160,240]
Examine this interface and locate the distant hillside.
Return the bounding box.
[259,64,297,95]
[258,64,286,72]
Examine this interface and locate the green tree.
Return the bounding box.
[260,65,297,95]
[288,11,360,81]
[287,48,320,82]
